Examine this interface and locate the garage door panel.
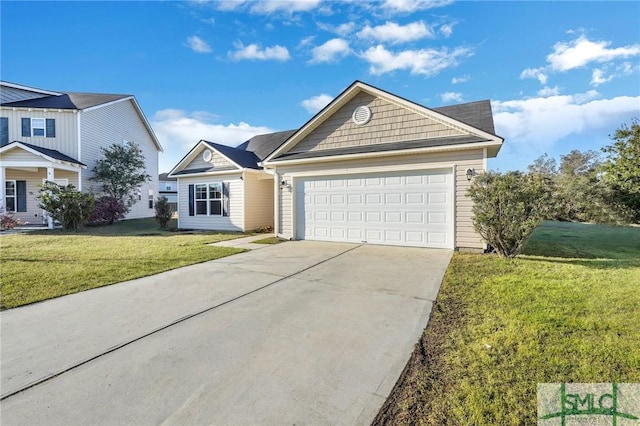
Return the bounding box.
[296,170,453,248]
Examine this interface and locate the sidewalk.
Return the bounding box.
[209,233,279,250]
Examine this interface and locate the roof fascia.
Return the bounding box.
[169,169,243,179]
[167,140,242,176]
[262,140,503,167]
[0,142,87,169]
[1,81,61,96]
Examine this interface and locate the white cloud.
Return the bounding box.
[520,67,548,85]
[309,38,351,63]
[536,86,560,97]
[228,42,291,61]
[440,92,463,103]
[152,109,274,173]
[357,21,433,44]
[492,93,640,153]
[301,93,334,114]
[185,35,212,53]
[439,23,454,38]
[317,21,356,36]
[250,0,322,14]
[590,68,613,87]
[361,44,471,76]
[381,0,453,14]
[590,62,640,86]
[547,35,640,72]
[297,35,316,49]
[451,75,469,84]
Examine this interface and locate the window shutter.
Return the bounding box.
[0,117,8,146]
[21,118,31,137]
[188,184,194,216]
[16,181,27,212]
[46,119,56,137]
[222,182,230,217]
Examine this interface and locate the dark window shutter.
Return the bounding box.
[222,182,230,217]
[0,117,8,146]
[16,181,27,212]
[188,184,194,216]
[46,119,56,137]
[21,118,31,137]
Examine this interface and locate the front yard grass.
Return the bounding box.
[0,218,245,309]
[375,221,640,425]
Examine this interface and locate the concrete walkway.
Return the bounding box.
[209,233,277,250]
[0,241,452,425]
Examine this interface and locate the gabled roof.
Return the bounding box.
[205,141,262,170]
[168,140,263,177]
[236,129,297,160]
[263,80,503,164]
[1,93,130,110]
[0,141,86,167]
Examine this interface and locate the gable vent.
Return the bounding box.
[352,105,372,125]
[202,149,213,163]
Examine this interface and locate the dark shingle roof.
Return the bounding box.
[237,129,297,160]
[432,100,496,135]
[271,135,490,162]
[1,92,130,110]
[203,140,262,169]
[6,141,85,166]
[159,173,177,181]
[172,166,237,175]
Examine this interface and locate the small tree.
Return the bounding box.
[90,141,150,220]
[38,182,95,231]
[90,196,127,225]
[154,196,173,228]
[468,171,552,258]
[601,120,640,223]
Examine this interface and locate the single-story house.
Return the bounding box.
[170,81,503,250]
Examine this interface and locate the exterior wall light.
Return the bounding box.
[466,168,475,181]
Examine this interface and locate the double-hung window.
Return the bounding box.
[5,181,16,212]
[21,118,55,137]
[194,183,223,216]
[4,180,26,212]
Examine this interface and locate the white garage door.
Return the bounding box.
[295,169,453,248]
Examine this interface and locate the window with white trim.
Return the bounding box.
[5,180,16,212]
[194,183,222,216]
[32,118,46,137]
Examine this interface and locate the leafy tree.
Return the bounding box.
[38,182,95,231]
[468,171,552,258]
[555,150,602,222]
[154,196,173,228]
[90,142,150,218]
[601,120,640,223]
[90,196,127,225]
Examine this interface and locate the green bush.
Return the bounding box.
[468,171,551,258]
[38,182,95,231]
[154,196,173,228]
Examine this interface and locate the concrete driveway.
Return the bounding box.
[0,241,452,425]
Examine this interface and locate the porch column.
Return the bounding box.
[47,167,54,229]
[0,166,5,213]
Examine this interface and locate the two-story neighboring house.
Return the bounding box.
[158,173,178,215]
[0,81,163,226]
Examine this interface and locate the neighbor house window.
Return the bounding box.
[21,118,55,137]
[0,117,8,146]
[5,180,26,212]
[148,189,154,209]
[194,183,222,216]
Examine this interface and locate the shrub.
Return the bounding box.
[90,196,127,225]
[154,196,173,228]
[468,171,552,258]
[0,209,24,230]
[38,182,95,231]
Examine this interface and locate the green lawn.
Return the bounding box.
[251,236,282,244]
[0,218,245,309]
[375,221,640,425]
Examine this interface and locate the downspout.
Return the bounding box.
[76,110,82,191]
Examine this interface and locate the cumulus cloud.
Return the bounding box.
[440,92,463,103]
[228,42,291,61]
[185,35,212,53]
[547,35,640,72]
[301,93,334,114]
[217,0,322,14]
[361,44,471,76]
[309,38,350,63]
[520,67,548,85]
[152,109,274,172]
[492,93,640,153]
[381,0,453,14]
[356,21,433,44]
[439,23,454,38]
[317,21,356,36]
[536,86,561,97]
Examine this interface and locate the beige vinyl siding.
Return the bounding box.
[0,108,79,159]
[185,149,235,171]
[4,168,79,224]
[275,149,484,249]
[177,173,244,231]
[80,99,159,219]
[292,92,467,153]
[0,148,45,162]
[242,172,274,231]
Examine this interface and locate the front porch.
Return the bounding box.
[0,141,85,228]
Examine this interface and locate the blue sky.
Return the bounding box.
[2,1,639,173]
